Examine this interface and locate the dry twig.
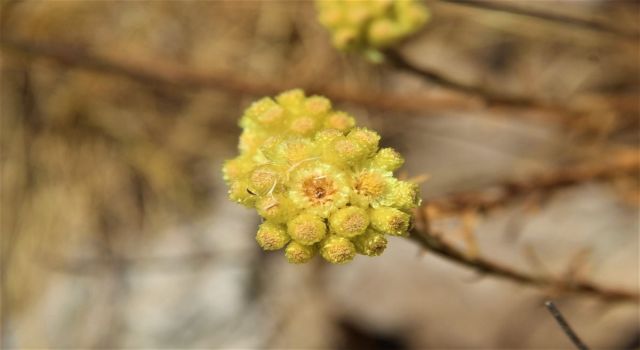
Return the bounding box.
[0,36,581,124]
[544,300,589,350]
[0,37,474,112]
[410,150,639,302]
[426,149,639,214]
[437,0,639,40]
[410,215,638,303]
[384,49,580,114]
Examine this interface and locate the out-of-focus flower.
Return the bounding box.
[315,0,430,62]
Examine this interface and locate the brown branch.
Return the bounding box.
[426,149,639,214]
[0,36,476,113]
[409,149,639,302]
[0,36,582,124]
[383,48,586,119]
[385,49,637,129]
[437,0,639,41]
[410,209,639,303]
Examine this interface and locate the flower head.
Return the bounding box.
[223,89,421,264]
[315,0,430,61]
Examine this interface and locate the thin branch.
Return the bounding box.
[426,149,639,214]
[410,150,639,302]
[437,0,639,41]
[410,151,640,302]
[0,36,581,124]
[384,48,584,117]
[0,36,474,113]
[544,300,589,350]
[409,210,639,303]
[385,49,533,106]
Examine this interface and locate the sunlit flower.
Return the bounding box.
[351,169,395,208]
[289,163,350,218]
[223,89,421,264]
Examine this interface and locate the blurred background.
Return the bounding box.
[1,0,639,348]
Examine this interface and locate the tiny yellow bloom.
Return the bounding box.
[289,163,350,218]
[353,229,388,256]
[256,195,296,223]
[370,206,411,236]
[287,213,327,245]
[329,206,369,238]
[370,147,404,172]
[285,241,316,264]
[256,222,290,250]
[320,236,357,264]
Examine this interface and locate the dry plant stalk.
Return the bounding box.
[1,36,586,123]
[411,150,639,302]
[426,149,639,215]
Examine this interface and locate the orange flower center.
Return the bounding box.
[303,176,336,204]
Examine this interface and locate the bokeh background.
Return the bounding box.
[1,0,639,348]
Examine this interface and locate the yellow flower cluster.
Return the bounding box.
[316,0,429,60]
[223,89,421,264]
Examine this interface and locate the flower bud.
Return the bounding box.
[352,170,393,208]
[287,213,327,245]
[238,130,266,154]
[324,111,355,132]
[318,7,343,28]
[345,4,372,25]
[396,1,430,28]
[371,147,404,171]
[347,127,380,157]
[324,136,367,167]
[320,236,356,264]
[256,104,286,129]
[289,115,320,136]
[305,96,332,116]
[249,164,283,195]
[368,18,402,47]
[256,195,296,223]
[315,129,344,149]
[228,180,256,207]
[222,156,254,182]
[370,206,410,236]
[285,241,316,264]
[353,229,387,256]
[388,180,421,210]
[256,222,290,250]
[242,97,279,125]
[276,89,306,112]
[329,206,369,238]
[316,0,429,58]
[333,27,358,50]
